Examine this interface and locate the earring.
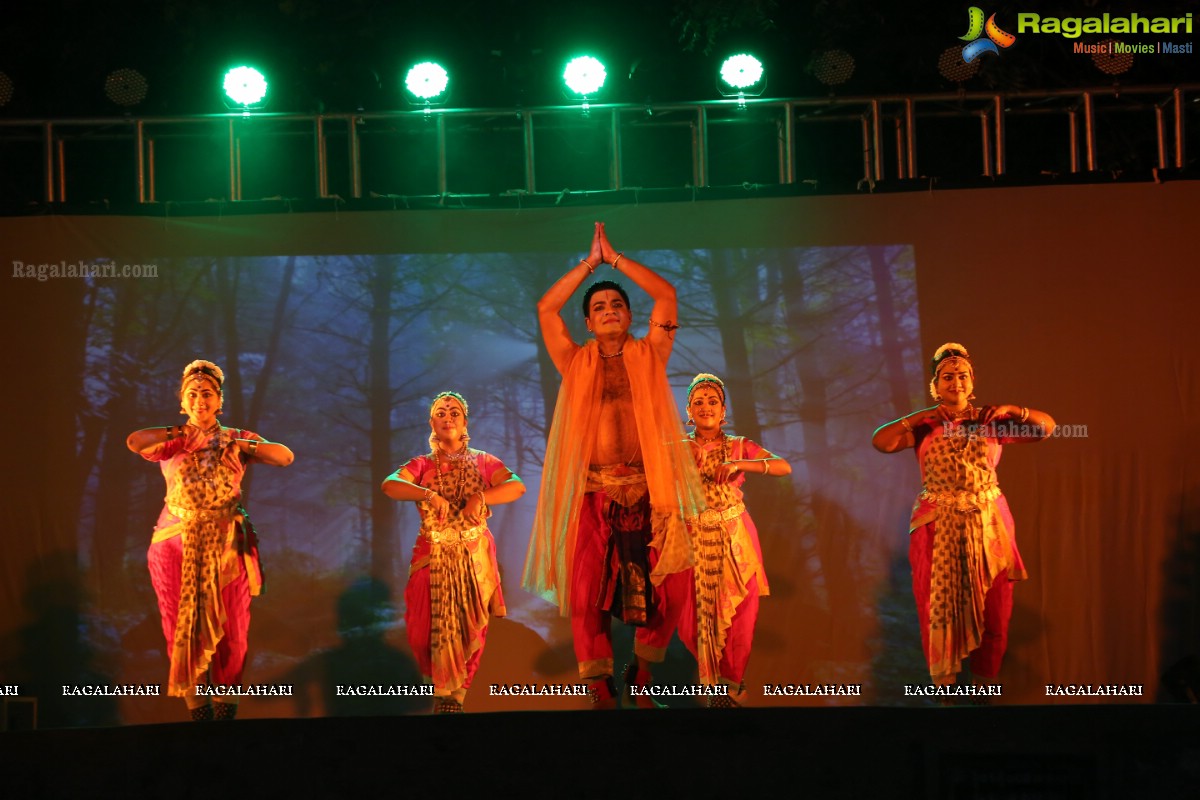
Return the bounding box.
[461,433,471,445]
[686,417,695,426]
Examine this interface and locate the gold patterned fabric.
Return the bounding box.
[690,435,768,686]
[917,426,1018,682]
[164,427,243,697]
[409,451,505,697]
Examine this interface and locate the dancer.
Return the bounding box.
[127,359,293,720]
[872,342,1054,691]
[677,374,790,707]
[382,391,524,712]
[523,222,703,708]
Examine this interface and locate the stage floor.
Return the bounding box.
[3,706,1198,799]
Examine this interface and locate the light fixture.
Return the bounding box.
[104,68,148,107]
[937,46,981,84]
[717,53,765,109]
[222,66,268,110]
[563,55,606,112]
[404,61,450,112]
[1092,41,1133,76]
[809,50,855,87]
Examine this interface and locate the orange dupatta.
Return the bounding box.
[522,338,704,615]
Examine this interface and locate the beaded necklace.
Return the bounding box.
[432,445,471,502]
[691,431,729,482]
[191,422,223,486]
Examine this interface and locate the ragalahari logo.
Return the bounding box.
[960,7,1017,62]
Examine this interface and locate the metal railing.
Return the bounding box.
[0,84,1194,204]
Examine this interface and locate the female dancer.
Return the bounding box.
[872,342,1054,690]
[382,391,525,712]
[678,373,791,707]
[127,359,293,720]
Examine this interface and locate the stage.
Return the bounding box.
[3,706,1197,799]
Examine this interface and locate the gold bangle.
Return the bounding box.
[248,439,259,457]
[165,426,176,441]
[580,259,595,273]
[611,252,624,270]
[422,488,435,502]
[761,459,768,474]
[1019,407,1029,423]
[900,417,913,432]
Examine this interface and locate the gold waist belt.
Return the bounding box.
[697,502,745,528]
[585,464,646,492]
[918,485,1001,511]
[423,524,486,545]
[167,503,237,522]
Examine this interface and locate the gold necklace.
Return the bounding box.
[433,446,470,503]
[692,432,728,482]
[190,424,222,486]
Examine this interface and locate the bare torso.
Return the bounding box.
[591,355,641,466]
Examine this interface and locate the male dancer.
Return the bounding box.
[524,222,702,708]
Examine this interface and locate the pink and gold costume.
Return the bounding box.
[401,450,507,702]
[909,421,1027,683]
[678,435,769,689]
[143,427,263,700]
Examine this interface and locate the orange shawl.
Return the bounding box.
[522,338,704,615]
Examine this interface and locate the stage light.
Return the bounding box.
[809,50,855,87]
[1092,41,1133,76]
[717,53,765,109]
[404,61,449,105]
[104,68,148,107]
[222,66,268,109]
[0,72,13,107]
[563,55,606,110]
[937,46,981,84]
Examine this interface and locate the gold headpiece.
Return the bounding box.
[687,373,726,406]
[429,390,469,419]
[929,343,973,400]
[181,359,224,388]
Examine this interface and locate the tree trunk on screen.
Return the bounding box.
[90,282,144,608]
[704,249,762,442]
[215,260,245,423]
[868,246,914,418]
[368,260,397,580]
[242,255,297,500]
[780,255,864,645]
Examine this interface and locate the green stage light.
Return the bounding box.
[719,54,764,90]
[563,56,606,97]
[223,66,268,108]
[405,62,449,102]
[717,53,765,109]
